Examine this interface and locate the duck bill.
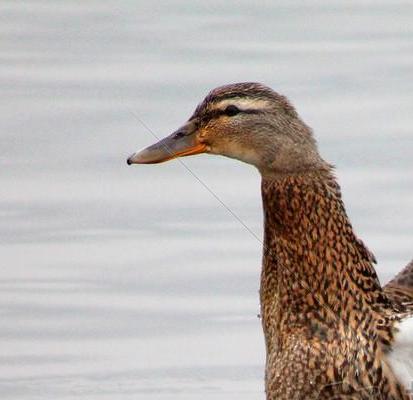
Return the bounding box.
[127,125,206,165]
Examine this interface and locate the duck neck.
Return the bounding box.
[260,170,388,351]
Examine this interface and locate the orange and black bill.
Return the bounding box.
[127,122,206,165]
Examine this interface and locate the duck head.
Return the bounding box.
[127,82,325,176]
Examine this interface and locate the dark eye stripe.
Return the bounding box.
[199,107,262,124]
[240,109,261,115]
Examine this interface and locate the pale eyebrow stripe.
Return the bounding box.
[188,97,269,122]
[213,97,271,110]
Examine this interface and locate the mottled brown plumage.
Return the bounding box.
[260,172,411,399]
[385,260,413,306]
[127,82,413,399]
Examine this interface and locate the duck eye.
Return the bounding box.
[224,105,240,117]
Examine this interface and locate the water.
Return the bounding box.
[1,1,412,398]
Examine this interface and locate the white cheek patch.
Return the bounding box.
[221,142,260,166]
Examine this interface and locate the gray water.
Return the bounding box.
[1,1,413,399]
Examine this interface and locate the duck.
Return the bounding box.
[127,82,413,399]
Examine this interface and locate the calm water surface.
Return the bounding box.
[1,1,413,399]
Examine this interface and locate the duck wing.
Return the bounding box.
[384,260,413,393]
[385,259,413,306]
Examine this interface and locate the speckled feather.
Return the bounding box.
[260,171,412,399]
[385,260,413,306]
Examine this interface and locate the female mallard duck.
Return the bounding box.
[127,83,413,399]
